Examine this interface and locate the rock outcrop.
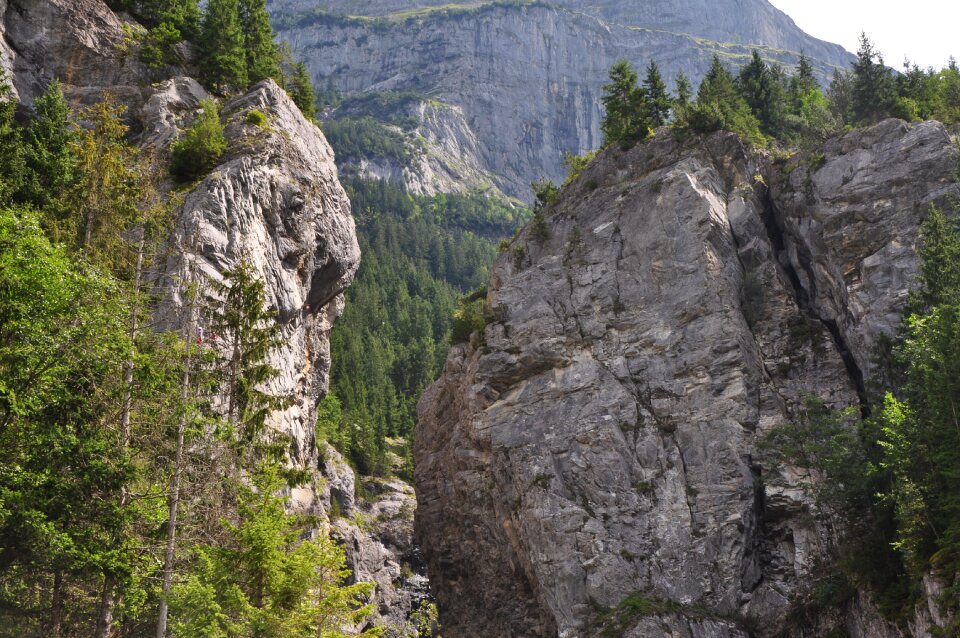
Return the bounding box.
[1,1,429,632]
[271,0,853,199]
[415,121,960,637]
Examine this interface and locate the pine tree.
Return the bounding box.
[212,260,289,468]
[0,76,27,204]
[737,50,787,137]
[19,80,77,213]
[239,0,280,85]
[851,33,895,124]
[688,55,765,144]
[601,60,650,147]
[673,71,693,125]
[288,61,317,120]
[643,60,671,127]
[792,52,819,97]
[198,0,248,93]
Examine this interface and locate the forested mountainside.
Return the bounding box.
[268,0,853,199]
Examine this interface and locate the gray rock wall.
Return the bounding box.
[272,1,853,199]
[415,122,960,637]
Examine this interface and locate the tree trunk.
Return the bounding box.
[95,230,146,638]
[156,343,193,638]
[156,264,198,638]
[93,577,116,638]
[49,571,63,638]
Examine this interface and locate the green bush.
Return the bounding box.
[170,99,227,182]
[450,297,486,345]
[246,109,267,127]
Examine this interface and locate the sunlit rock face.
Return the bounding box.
[416,122,960,637]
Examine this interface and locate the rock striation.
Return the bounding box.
[271,0,853,199]
[415,121,960,637]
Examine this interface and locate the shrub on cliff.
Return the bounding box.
[170,100,228,182]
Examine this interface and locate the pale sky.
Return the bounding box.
[768,0,959,70]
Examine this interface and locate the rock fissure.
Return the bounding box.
[758,184,870,413]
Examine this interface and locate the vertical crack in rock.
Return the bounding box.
[759,186,869,413]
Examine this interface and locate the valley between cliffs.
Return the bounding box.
[415,121,960,637]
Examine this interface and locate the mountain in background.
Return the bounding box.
[268,0,853,200]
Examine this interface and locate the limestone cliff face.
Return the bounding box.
[271,0,853,199]
[415,122,960,637]
[1,1,423,632]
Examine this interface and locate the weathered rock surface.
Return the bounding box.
[272,0,853,199]
[1,0,155,105]
[416,121,960,637]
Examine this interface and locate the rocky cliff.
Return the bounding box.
[270,0,853,199]
[1,1,424,632]
[415,121,960,637]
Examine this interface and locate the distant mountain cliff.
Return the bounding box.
[269,0,853,199]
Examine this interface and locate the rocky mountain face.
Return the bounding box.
[1,0,422,632]
[415,120,960,637]
[270,0,853,200]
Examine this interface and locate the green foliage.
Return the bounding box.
[850,33,897,125]
[17,80,78,213]
[562,151,597,188]
[198,0,248,93]
[643,60,672,128]
[323,117,412,166]
[0,206,136,629]
[246,109,267,127]
[139,21,185,69]
[673,71,693,126]
[239,0,280,85]
[450,295,486,345]
[287,61,317,120]
[171,99,228,183]
[601,60,651,147]
[737,50,787,137]
[169,467,380,638]
[688,55,766,146]
[212,260,289,468]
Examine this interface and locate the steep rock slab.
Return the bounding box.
[156,78,360,478]
[416,124,958,637]
[1,0,153,104]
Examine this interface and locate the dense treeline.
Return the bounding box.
[600,34,960,150]
[0,79,381,637]
[318,178,524,476]
[106,0,317,116]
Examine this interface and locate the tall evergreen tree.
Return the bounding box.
[19,80,77,213]
[600,60,650,147]
[673,71,693,125]
[643,60,672,127]
[198,0,248,93]
[239,0,280,85]
[688,55,765,144]
[288,61,317,120]
[851,32,896,124]
[737,50,787,137]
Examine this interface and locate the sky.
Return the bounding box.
[768,0,959,70]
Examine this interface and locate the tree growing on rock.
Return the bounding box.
[601,60,651,147]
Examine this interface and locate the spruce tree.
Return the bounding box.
[851,33,895,124]
[688,55,764,144]
[239,0,280,85]
[643,59,672,127]
[19,80,77,212]
[601,60,649,147]
[288,61,317,120]
[673,71,693,125]
[212,260,288,467]
[198,0,248,93]
[737,50,787,137]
